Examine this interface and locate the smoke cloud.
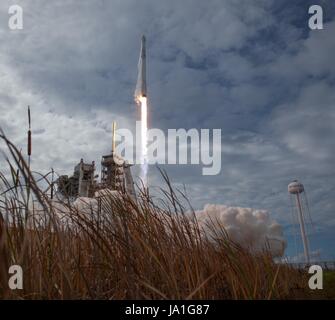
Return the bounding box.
[38,196,286,258]
[191,204,286,257]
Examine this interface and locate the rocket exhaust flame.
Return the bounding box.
[138,96,148,187]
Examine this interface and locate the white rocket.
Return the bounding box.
[135,35,147,100]
[134,35,149,187]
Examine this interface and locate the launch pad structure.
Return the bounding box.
[57,159,96,198]
[57,122,136,199]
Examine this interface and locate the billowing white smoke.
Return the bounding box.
[31,196,286,258]
[191,204,286,257]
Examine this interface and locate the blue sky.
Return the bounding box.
[0,0,334,261]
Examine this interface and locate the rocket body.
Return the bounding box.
[135,35,148,187]
[135,35,147,100]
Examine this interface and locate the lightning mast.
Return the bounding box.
[27,106,32,169]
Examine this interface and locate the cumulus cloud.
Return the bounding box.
[0,53,135,176]
[271,82,335,165]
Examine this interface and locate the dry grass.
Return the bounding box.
[0,131,312,300]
